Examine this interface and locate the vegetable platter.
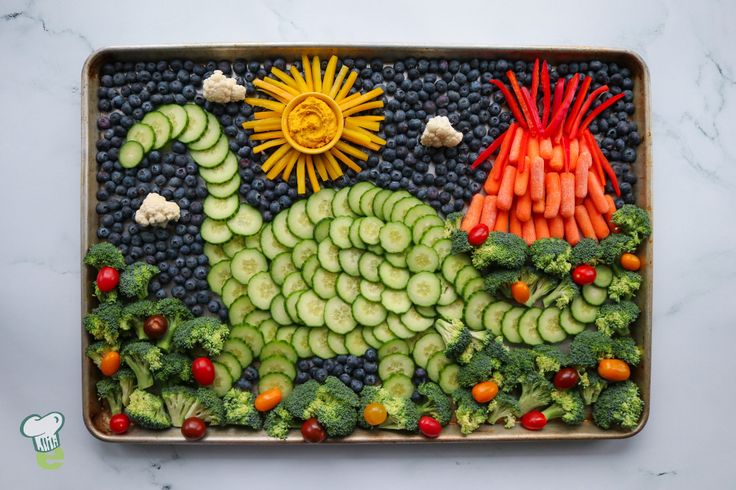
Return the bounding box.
[81,45,652,444]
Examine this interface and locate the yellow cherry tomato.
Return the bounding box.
[255,387,282,412]
[363,402,388,426]
[100,351,121,376]
[472,380,499,403]
[620,253,641,271]
[598,359,631,382]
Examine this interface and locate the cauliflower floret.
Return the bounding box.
[420,116,463,148]
[203,70,246,103]
[135,193,180,227]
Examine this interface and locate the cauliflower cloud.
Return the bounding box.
[420,116,463,148]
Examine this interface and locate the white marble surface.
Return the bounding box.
[1,0,734,487]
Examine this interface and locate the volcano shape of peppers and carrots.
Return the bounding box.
[464,59,626,246]
[242,55,386,195]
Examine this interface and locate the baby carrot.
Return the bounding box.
[497,165,517,211]
[522,218,536,245]
[549,144,564,171]
[530,156,545,202]
[569,138,580,170]
[574,205,597,239]
[534,215,550,239]
[515,156,530,196]
[540,137,553,159]
[532,198,546,214]
[544,172,561,219]
[527,136,540,161]
[494,210,509,232]
[584,198,611,239]
[460,194,484,232]
[480,195,498,230]
[604,194,617,230]
[587,172,610,214]
[549,216,565,239]
[576,150,591,198]
[516,190,532,222]
[508,126,525,164]
[484,168,502,195]
[564,216,581,245]
[509,209,523,237]
[559,172,576,218]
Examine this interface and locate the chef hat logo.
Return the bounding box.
[21,412,65,452]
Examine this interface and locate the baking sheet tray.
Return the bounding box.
[81,44,652,443]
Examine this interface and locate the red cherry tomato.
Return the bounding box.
[181,417,207,440]
[521,411,547,431]
[191,357,215,386]
[572,264,597,285]
[109,413,130,434]
[418,416,442,438]
[553,368,580,390]
[467,224,490,247]
[301,417,326,443]
[96,266,119,292]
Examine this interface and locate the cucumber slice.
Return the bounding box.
[221,277,247,308]
[360,187,382,216]
[426,352,451,382]
[332,187,355,217]
[204,242,228,265]
[419,226,446,247]
[405,204,435,227]
[259,319,279,343]
[372,322,397,343]
[338,248,362,276]
[259,355,297,380]
[188,112,221,151]
[126,123,156,152]
[329,216,353,249]
[223,236,246,258]
[433,238,452,263]
[412,215,444,244]
[437,298,464,321]
[276,326,297,343]
[372,189,393,219]
[560,307,587,335]
[441,254,472,283]
[407,245,439,273]
[501,307,525,344]
[178,104,208,144]
[383,374,414,399]
[327,331,349,355]
[229,324,264,357]
[282,272,307,298]
[270,252,296,285]
[347,182,375,214]
[291,327,313,358]
[286,200,314,240]
[308,327,335,358]
[378,262,410,290]
[379,222,412,253]
[227,203,263,237]
[259,224,288,260]
[216,351,243,380]
[412,332,445,368]
[229,296,255,325]
[345,328,370,356]
[259,373,293,398]
[386,313,415,339]
[594,265,613,287]
[401,307,434,333]
[464,291,494,331]
[206,260,231,295]
[352,296,387,327]
[382,190,411,220]
[141,111,172,150]
[538,308,567,343]
[437,280,458,306]
[380,288,412,315]
[261,341,298,363]
[361,327,383,349]
[306,188,335,223]
[378,352,415,379]
[407,271,441,307]
[247,271,280,310]
[336,273,360,303]
[359,280,385,303]
[230,249,267,285]
[190,133,231,169]
[390,197,421,222]
[207,173,241,198]
[313,268,338,299]
[211,361,233,396]
[272,211,299,248]
[324,297,357,334]
[385,252,407,268]
[582,284,608,306]
[287,291,304,323]
[203,194,239,220]
[118,140,145,168]
[243,310,270,327]
[438,364,460,394]
[378,338,410,358]
[518,307,544,346]
[415,305,436,318]
[483,301,513,336]
[317,238,341,273]
[157,104,188,138]
[454,265,482,296]
[301,256,320,287]
[297,290,326,327]
[200,151,238,184]
[358,253,382,282]
[245,231,262,252]
[359,217,384,245]
[570,295,599,323]
[292,240,318,266]
[270,294,292,326]
[313,218,331,242]
[223,338,253,368]
[462,277,485,301]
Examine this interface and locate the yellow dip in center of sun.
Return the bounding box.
[287,96,338,149]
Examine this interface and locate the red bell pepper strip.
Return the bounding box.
[507,71,536,133]
[569,85,609,138]
[541,61,551,126]
[544,73,580,137]
[471,128,509,169]
[585,130,621,197]
[490,80,527,129]
[584,131,607,187]
[563,75,591,135]
[578,92,626,135]
[550,78,565,123]
[493,122,518,182]
[531,58,540,102]
[521,86,543,135]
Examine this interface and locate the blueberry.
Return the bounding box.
[352,368,365,380]
[410,390,422,402]
[312,357,324,367]
[336,354,348,364]
[349,379,363,393]
[339,373,351,385]
[235,378,252,391]
[295,372,310,384]
[314,368,328,383]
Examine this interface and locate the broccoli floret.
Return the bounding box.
[172,317,229,356]
[125,389,171,429]
[571,238,602,266]
[592,380,644,430]
[358,386,420,432]
[487,392,521,428]
[608,267,642,302]
[85,341,119,369]
[83,302,122,345]
[190,388,225,425]
[529,238,573,277]
[457,329,493,364]
[153,298,193,351]
[612,337,642,366]
[472,232,528,270]
[483,268,521,297]
[444,212,464,237]
[84,242,126,270]
[223,389,263,430]
[569,330,614,368]
[458,351,498,388]
[452,388,487,435]
[113,367,136,406]
[578,371,608,405]
[285,377,359,438]
[451,230,473,255]
[611,205,651,246]
[119,300,156,339]
[93,282,119,303]
[96,378,123,415]
[542,390,585,425]
[599,234,636,265]
[434,318,471,361]
[161,386,224,426]
[500,348,554,413]
[264,402,298,439]
[532,345,568,374]
[416,382,453,426]
[500,348,537,391]
[518,373,555,414]
[523,270,558,307]
[542,276,580,309]
[154,352,194,385]
[118,262,160,300]
[595,301,640,336]
[121,341,163,390]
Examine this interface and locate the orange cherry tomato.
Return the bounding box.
[254,387,282,412]
[598,359,631,382]
[620,253,641,271]
[100,351,121,376]
[363,402,388,426]
[511,281,530,304]
[472,380,499,403]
